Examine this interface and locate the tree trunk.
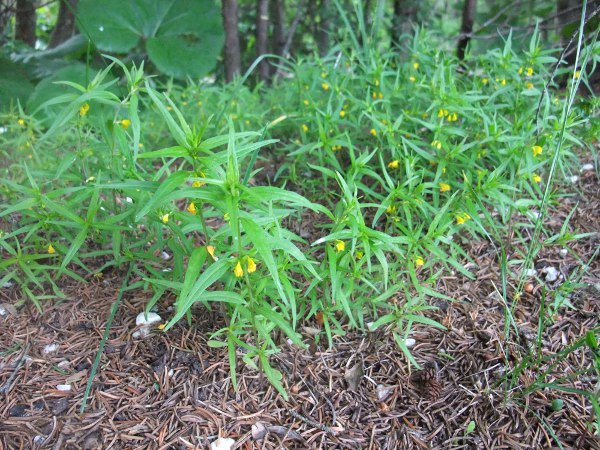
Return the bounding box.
[15,0,36,47]
[316,0,330,56]
[256,0,270,82]
[271,0,286,57]
[457,0,477,61]
[222,0,241,82]
[48,0,77,49]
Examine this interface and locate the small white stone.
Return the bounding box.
[581,163,594,172]
[525,268,537,277]
[2,281,13,288]
[0,126,7,134]
[135,312,161,327]
[559,248,568,256]
[33,435,45,444]
[542,266,559,282]
[168,369,174,378]
[405,338,416,348]
[210,437,235,450]
[125,197,133,204]
[56,384,71,391]
[528,211,541,220]
[161,251,171,260]
[568,175,579,183]
[43,343,59,354]
[0,305,6,316]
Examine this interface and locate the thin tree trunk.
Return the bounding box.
[222,0,241,82]
[15,0,36,47]
[457,0,477,61]
[271,0,286,57]
[48,0,77,49]
[316,0,330,56]
[363,0,372,28]
[256,0,270,82]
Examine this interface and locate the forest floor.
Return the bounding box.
[1,164,599,450]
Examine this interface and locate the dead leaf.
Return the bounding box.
[344,362,363,391]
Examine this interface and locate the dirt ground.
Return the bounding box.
[1,167,599,450]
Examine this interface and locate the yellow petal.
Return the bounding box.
[120,119,131,129]
[334,240,345,252]
[234,261,244,278]
[206,245,218,261]
[48,244,56,254]
[247,257,257,273]
[187,202,197,214]
[161,213,169,224]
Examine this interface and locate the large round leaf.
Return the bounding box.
[0,58,34,111]
[77,0,224,79]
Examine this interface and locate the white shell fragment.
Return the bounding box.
[568,175,579,183]
[56,384,71,391]
[525,268,538,277]
[376,384,394,402]
[581,163,594,172]
[559,248,568,257]
[161,251,171,260]
[136,312,161,327]
[210,437,236,450]
[43,344,59,354]
[541,266,559,282]
[405,338,416,348]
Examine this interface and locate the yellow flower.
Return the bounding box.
[321,71,328,78]
[120,119,131,129]
[439,182,451,193]
[161,213,169,224]
[438,109,444,118]
[388,160,399,169]
[17,118,26,126]
[246,256,257,273]
[575,70,581,79]
[322,82,330,91]
[482,78,489,85]
[187,202,197,215]
[374,79,380,86]
[526,67,533,77]
[386,204,396,214]
[449,112,458,122]
[355,250,364,259]
[79,102,90,117]
[415,256,425,267]
[370,128,377,137]
[158,323,166,330]
[234,261,244,278]
[526,82,534,89]
[532,145,543,157]
[456,212,471,225]
[206,245,218,261]
[501,79,507,86]
[518,67,524,75]
[378,92,383,99]
[48,244,56,254]
[334,240,345,252]
[409,76,416,82]
[303,99,309,106]
[431,140,442,149]
[339,110,346,118]
[532,173,542,183]
[413,62,419,70]
[302,124,308,133]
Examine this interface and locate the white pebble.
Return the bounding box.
[135,312,161,327]
[568,175,579,183]
[405,338,416,348]
[43,343,59,354]
[56,384,71,391]
[33,436,45,444]
[542,266,559,282]
[559,248,568,256]
[525,268,537,277]
[581,163,594,172]
[161,251,171,260]
[210,437,236,450]
[125,197,133,204]
[0,305,6,316]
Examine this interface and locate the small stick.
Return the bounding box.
[289,409,337,435]
[0,343,31,395]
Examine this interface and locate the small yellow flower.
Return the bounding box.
[482,78,489,85]
[339,110,346,118]
[321,71,328,78]
[438,109,444,118]
[79,102,90,117]
[234,261,244,278]
[355,250,364,259]
[120,119,131,129]
[206,245,218,261]
[449,112,458,122]
[378,92,383,99]
[187,202,197,215]
[526,82,534,89]
[575,70,581,79]
[439,182,451,193]
[532,173,542,183]
[413,62,419,70]
[302,124,309,133]
[532,145,543,157]
[374,79,380,86]
[158,323,166,330]
[321,82,330,91]
[431,140,442,150]
[386,204,396,214]
[303,99,309,106]
[501,79,507,86]
[456,212,471,225]
[370,128,377,137]
[17,118,26,127]
[334,240,345,252]
[246,256,257,273]
[388,160,399,169]
[48,244,56,254]
[526,67,533,77]
[415,256,425,267]
[409,76,416,82]
[161,213,169,224]
[518,67,524,75]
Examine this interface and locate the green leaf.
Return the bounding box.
[134,171,189,221]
